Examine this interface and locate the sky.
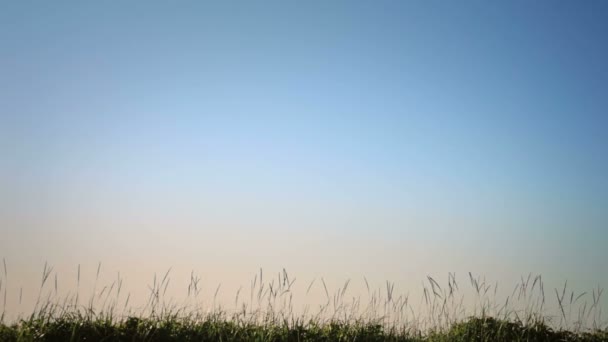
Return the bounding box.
[1,1,607,319]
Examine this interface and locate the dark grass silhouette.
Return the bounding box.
[1,315,608,341]
[0,263,606,341]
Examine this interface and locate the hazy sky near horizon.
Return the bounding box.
[1,1,608,310]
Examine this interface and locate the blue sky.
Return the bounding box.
[1,1,607,313]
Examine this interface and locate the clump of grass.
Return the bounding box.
[428,316,608,342]
[0,262,606,341]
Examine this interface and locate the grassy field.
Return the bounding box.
[1,314,607,341]
[0,263,606,341]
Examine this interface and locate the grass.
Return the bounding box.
[0,261,606,341]
[2,312,607,341]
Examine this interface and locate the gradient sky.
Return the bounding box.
[1,1,607,316]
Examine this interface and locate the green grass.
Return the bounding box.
[0,262,606,341]
[1,314,607,341]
